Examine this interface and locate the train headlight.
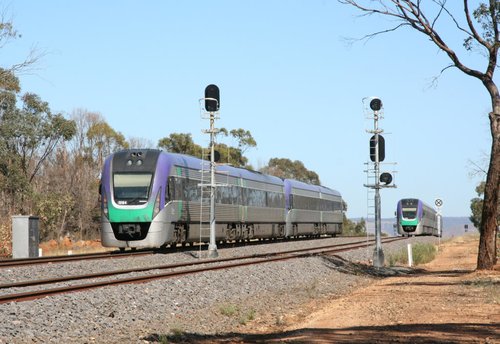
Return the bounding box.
[102,191,109,219]
[153,188,162,219]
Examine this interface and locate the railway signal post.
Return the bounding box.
[203,84,220,258]
[364,97,397,268]
[435,198,443,241]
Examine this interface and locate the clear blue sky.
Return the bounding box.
[3,1,494,219]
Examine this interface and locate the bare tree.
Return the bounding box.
[67,109,128,239]
[339,0,499,270]
[0,8,46,77]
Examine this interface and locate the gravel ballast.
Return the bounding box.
[0,236,439,343]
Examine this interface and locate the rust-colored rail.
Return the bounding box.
[0,235,377,268]
[0,249,160,268]
[0,237,406,304]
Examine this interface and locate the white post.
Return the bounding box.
[407,243,413,267]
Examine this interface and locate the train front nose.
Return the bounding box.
[112,222,151,241]
[403,225,416,233]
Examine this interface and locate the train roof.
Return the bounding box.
[397,198,433,209]
[284,178,341,197]
[162,151,284,185]
[105,150,341,194]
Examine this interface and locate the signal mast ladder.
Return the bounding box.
[365,161,377,251]
[198,156,229,256]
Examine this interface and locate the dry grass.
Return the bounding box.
[38,239,112,256]
[0,221,12,257]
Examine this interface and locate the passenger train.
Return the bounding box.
[396,198,442,237]
[100,149,344,249]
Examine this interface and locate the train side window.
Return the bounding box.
[216,185,241,205]
[267,191,285,208]
[244,188,266,207]
[166,176,175,202]
[98,182,102,202]
[293,195,316,210]
[185,178,201,202]
[172,177,187,201]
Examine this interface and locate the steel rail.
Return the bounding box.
[0,237,406,304]
[0,237,389,289]
[0,235,378,268]
[0,249,159,268]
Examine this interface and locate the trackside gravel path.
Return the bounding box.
[172,234,499,343]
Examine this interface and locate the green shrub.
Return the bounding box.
[412,242,437,265]
[239,308,256,325]
[219,304,239,317]
[387,243,437,266]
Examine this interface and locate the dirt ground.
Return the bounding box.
[182,234,499,343]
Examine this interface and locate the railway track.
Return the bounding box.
[0,236,406,304]
[0,235,370,268]
[0,248,158,268]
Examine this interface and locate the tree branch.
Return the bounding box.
[339,0,487,81]
[464,0,490,50]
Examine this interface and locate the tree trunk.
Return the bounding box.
[477,96,500,270]
[58,208,68,240]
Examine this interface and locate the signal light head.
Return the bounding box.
[208,150,221,163]
[370,98,382,111]
[204,84,220,112]
[380,172,393,185]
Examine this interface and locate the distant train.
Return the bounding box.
[100,149,344,249]
[396,198,442,237]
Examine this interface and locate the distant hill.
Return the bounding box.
[352,217,477,238]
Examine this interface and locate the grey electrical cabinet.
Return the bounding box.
[12,216,40,258]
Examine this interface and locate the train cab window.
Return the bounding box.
[113,173,152,204]
[402,209,417,219]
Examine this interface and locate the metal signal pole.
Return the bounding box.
[207,110,218,258]
[364,97,396,268]
[203,84,220,258]
[372,108,384,268]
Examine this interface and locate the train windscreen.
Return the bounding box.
[402,209,417,219]
[400,199,419,219]
[113,173,152,204]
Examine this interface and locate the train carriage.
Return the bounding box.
[100,149,344,249]
[396,198,441,237]
[284,179,343,237]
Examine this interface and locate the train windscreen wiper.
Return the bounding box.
[127,198,147,205]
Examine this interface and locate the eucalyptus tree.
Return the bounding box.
[62,110,129,238]
[261,158,321,185]
[86,121,128,172]
[0,72,76,214]
[471,181,486,229]
[158,133,203,157]
[340,0,499,270]
[158,129,257,168]
[229,128,257,154]
[470,181,500,230]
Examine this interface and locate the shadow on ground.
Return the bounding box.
[319,254,439,277]
[144,322,499,343]
[321,254,478,279]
